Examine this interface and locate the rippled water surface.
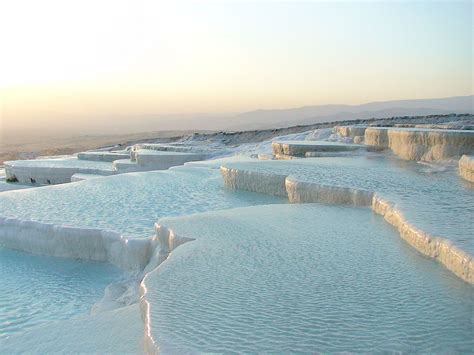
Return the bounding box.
[0,248,123,338]
[148,204,474,353]
[225,154,474,254]
[0,167,284,238]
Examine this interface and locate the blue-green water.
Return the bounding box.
[0,167,284,238]
[224,153,474,254]
[146,204,474,353]
[0,248,123,339]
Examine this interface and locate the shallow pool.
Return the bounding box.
[223,153,474,254]
[0,166,284,238]
[145,204,474,353]
[0,248,123,339]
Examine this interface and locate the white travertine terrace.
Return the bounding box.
[220,160,474,284]
[114,150,208,173]
[371,195,473,284]
[0,148,472,352]
[285,178,373,206]
[256,153,274,160]
[77,151,130,162]
[333,125,367,138]
[459,155,474,182]
[0,217,151,271]
[2,120,472,354]
[4,148,209,186]
[0,166,282,271]
[140,204,473,353]
[111,159,141,173]
[70,173,106,182]
[221,166,288,197]
[272,141,363,157]
[364,127,389,147]
[304,151,359,158]
[364,127,474,161]
[4,158,115,185]
[135,150,206,168]
[274,153,296,160]
[132,143,192,153]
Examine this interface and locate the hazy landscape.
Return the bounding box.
[0,1,472,353]
[2,95,472,164]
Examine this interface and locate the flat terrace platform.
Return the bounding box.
[142,204,473,353]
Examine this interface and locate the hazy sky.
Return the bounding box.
[0,0,472,134]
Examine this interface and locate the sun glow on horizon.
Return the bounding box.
[0,0,472,132]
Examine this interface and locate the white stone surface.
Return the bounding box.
[112,159,142,173]
[220,156,474,283]
[70,173,108,182]
[333,125,367,138]
[77,151,130,162]
[364,127,389,147]
[2,122,472,353]
[4,158,115,185]
[272,140,363,157]
[133,143,192,153]
[458,155,474,182]
[0,166,282,270]
[135,150,207,169]
[364,127,474,161]
[140,204,473,353]
[221,166,288,197]
[115,150,208,173]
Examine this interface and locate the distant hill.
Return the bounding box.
[3,95,472,141]
[224,95,473,130]
[86,95,473,132]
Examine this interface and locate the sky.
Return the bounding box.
[0,0,472,136]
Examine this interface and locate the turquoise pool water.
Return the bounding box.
[223,153,474,254]
[0,248,123,339]
[146,204,474,353]
[0,166,284,238]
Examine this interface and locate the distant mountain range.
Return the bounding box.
[223,95,474,130]
[109,95,473,132]
[4,95,473,143]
